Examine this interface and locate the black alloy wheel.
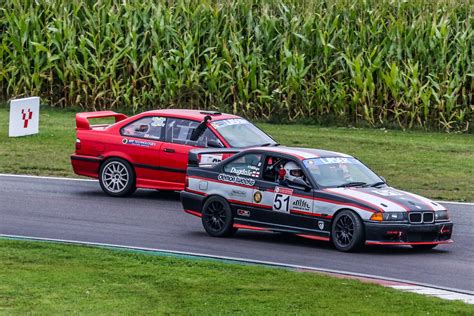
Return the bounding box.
[201,196,237,237]
[331,210,365,252]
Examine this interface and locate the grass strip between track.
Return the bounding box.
[0,106,473,201]
[0,238,473,314]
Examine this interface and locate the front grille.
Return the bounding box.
[423,212,434,223]
[409,212,422,223]
[406,232,438,242]
[409,212,434,224]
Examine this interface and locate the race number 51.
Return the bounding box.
[273,187,293,213]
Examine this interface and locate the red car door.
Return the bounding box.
[118,116,166,188]
[160,118,224,188]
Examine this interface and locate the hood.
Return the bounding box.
[323,186,446,213]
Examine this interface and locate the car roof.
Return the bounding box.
[243,146,353,160]
[142,109,240,121]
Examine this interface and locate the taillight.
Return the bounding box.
[75,138,81,150]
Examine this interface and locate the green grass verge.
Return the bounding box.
[0,106,473,201]
[0,239,472,314]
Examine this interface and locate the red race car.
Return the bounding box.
[71,109,277,196]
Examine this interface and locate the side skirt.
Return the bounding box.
[233,218,331,241]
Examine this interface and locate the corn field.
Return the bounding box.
[1,0,473,131]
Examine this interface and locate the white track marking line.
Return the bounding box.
[1,233,473,303]
[1,174,473,206]
[390,285,474,304]
[0,173,97,182]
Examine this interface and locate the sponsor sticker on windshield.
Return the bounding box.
[211,118,248,129]
[304,157,359,167]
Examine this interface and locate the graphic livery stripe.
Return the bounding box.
[296,234,330,242]
[269,187,378,213]
[233,224,269,231]
[346,188,410,212]
[393,189,437,211]
[184,209,202,217]
[188,175,256,189]
[365,240,453,246]
[185,188,207,196]
[323,189,385,213]
[134,163,186,174]
[229,199,273,209]
[290,209,333,219]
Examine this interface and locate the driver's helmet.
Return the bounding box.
[283,161,303,182]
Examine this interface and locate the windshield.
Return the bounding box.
[211,118,276,148]
[303,157,383,188]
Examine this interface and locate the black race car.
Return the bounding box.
[180,146,453,252]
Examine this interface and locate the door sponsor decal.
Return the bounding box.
[291,199,311,212]
[122,138,155,147]
[231,189,247,197]
[218,174,256,186]
[253,191,262,203]
[273,187,293,213]
[237,209,251,217]
[318,221,325,230]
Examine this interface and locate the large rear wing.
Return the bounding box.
[188,148,240,168]
[76,111,128,130]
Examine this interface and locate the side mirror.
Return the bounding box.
[207,139,224,148]
[190,115,212,141]
[380,176,387,183]
[289,178,312,191]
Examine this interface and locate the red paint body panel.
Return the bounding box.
[71,109,243,191]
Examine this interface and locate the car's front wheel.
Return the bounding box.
[99,158,136,197]
[201,196,237,237]
[331,210,365,252]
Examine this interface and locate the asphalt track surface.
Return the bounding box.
[1,175,473,293]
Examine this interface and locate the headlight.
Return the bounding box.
[435,210,450,221]
[370,212,407,222]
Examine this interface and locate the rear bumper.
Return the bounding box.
[70,154,103,178]
[180,190,206,214]
[364,221,453,245]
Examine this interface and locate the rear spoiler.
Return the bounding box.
[189,148,240,168]
[76,111,128,129]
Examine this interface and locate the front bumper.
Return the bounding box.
[364,221,453,246]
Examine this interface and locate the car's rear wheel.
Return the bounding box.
[331,210,365,252]
[99,158,136,197]
[201,196,237,237]
[411,244,437,251]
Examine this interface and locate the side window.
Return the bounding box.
[262,155,287,182]
[121,116,165,140]
[165,118,223,148]
[224,154,262,178]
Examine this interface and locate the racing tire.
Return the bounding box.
[331,210,365,252]
[201,196,237,237]
[99,158,137,197]
[411,244,437,251]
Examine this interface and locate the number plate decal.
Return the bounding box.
[273,187,293,213]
